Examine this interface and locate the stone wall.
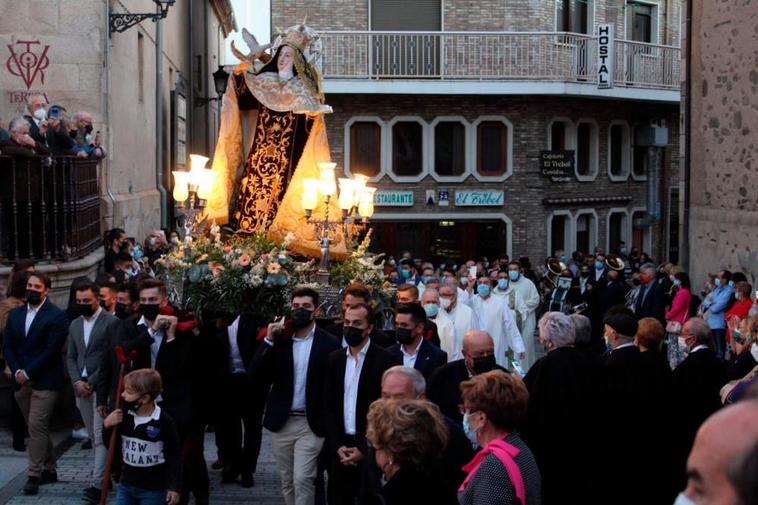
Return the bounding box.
[323,93,679,262]
[686,0,758,286]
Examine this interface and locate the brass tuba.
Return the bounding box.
[606,254,626,272]
[544,257,568,288]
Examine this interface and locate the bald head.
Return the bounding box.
[683,400,758,504]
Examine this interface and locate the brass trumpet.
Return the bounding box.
[544,257,568,288]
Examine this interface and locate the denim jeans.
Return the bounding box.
[711,329,726,360]
[116,483,166,505]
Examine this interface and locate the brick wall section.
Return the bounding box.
[271,0,368,31]
[323,94,679,261]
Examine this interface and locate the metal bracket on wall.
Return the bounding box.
[109,1,175,36]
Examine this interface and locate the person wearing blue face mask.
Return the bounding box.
[701,270,734,360]
[468,277,524,369]
[397,259,416,284]
[493,272,527,336]
[506,261,540,371]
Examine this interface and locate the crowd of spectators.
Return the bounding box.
[0,232,756,505]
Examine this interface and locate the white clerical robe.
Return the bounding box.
[493,286,528,332]
[431,312,456,361]
[440,302,478,362]
[509,277,540,370]
[468,294,524,367]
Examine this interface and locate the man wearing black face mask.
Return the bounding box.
[324,304,392,505]
[387,303,447,379]
[65,282,119,504]
[427,330,507,425]
[3,273,68,496]
[114,282,139,321]
[248,287,340,505]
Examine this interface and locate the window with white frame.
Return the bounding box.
[607,210,629,254]
[556,0,593,34]
[626,1,657,44]
[549,212,572,257]
[575,211,597,254]
[549,119,571,151]
[349,121,382,177]
[433,121,466,177]
[476,121,509,177]
[575,120,598,178]
[608,122,631,179]
[391,120,424,177]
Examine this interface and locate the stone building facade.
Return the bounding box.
[683,0,758,286]
[0,0,234,300]
[270,0,683,264]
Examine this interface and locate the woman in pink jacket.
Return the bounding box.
[666,272,692,369]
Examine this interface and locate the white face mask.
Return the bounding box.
[678,337,690,353]
[440,297,452,310]
[751,342,758,362]
[672,492,695,505]
[33,108,47,121]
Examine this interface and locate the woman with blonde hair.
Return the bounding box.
[365,399,448,505]
[458,370,541,505]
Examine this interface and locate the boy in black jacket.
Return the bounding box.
[104,368,181,505]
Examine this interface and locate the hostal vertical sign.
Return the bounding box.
[597,24,614,89]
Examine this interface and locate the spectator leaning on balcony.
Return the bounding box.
[71,112,105,158]
[43,105,76,156]
[0,118,50,157]
[23,94,48,144]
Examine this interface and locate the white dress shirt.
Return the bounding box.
[468,294,525,367]
[343,339,370,435]
[290,324,316,412]
[138,316,164,369]
[401,338,423,369]
[25,298,46,336]
[443,302,478,362]
[227,316,246,374]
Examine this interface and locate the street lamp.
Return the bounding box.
[110,0,176,35]
[301,163,376,284]
[196,66,231,110]
[172,154,216,246]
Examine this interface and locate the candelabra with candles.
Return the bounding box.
[301,162,376,284]
[171,154,216,252]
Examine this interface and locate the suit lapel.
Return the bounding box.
[26,300,49,339]
[85,314,107,353]
[356,344,375,404]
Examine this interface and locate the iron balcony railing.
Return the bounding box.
[319,31,681,90]
[0,155,101,261]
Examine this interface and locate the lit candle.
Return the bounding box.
[301,179,320,211]
[338,178,356,210]
[172,170,190,203]
[189,154,209,188]
[318,162,337,197]
[358,187,376,218]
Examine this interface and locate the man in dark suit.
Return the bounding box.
[602,312,674,505]
[635,263,665,323]
[672,317,727,487]
[65,281,120,504]
[324,303,392,505]
[598,268,628,318]
[215,313,264,488]
[388,303,447,379]
[249,287,340,505]
[427,330,503,425]
[2,272,68,495]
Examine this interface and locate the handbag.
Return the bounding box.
[666,307,689,334]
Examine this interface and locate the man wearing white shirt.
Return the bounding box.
[65,282,119,504]
[249,287,340,505]
[439,282,478,361]
[506,261,541,370]
[492,271,528,334]
[468,277,525,368]
[324,304,391,505]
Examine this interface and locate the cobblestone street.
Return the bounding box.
[0,430,285,505]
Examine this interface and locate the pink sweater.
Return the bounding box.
[666,288,691,323]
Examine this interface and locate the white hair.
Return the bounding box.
[382,366,426,398]
[569,313,592,346]
[640,263,656,275]
[538,311,576,348]
[9,117,29,134]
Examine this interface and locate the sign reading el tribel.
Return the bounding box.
[597,24,614,89]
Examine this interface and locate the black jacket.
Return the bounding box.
[635,280,666,323]
[324,342,392,454]
[248,325,339,437]
[216,314,262,375]
[386,340,447,379]
[673,348,726,447]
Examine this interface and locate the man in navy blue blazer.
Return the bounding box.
[387,303,447,379]
[248,286,340,505]
[2,272,68,495]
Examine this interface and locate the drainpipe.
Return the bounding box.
[156,6,169,229]
[681,0,693,270]
[103,0,116,226]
